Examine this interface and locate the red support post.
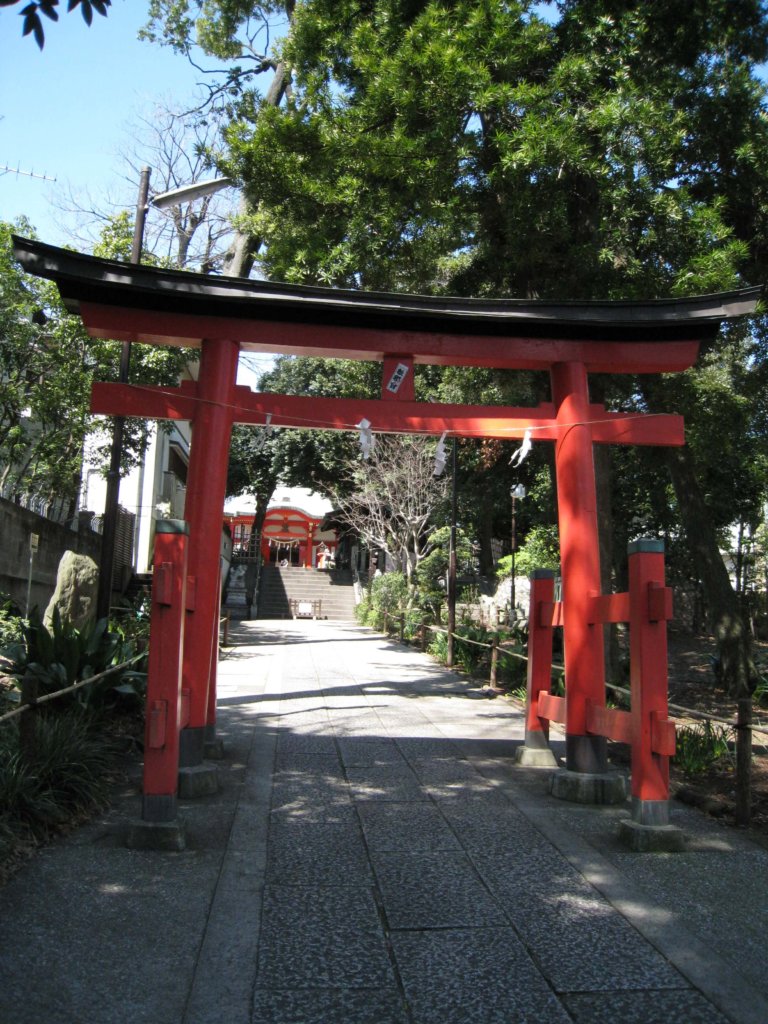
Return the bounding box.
[551,361,607,773]
[180,337,239,767]
[627,539,675,824]
[142,520,188,822]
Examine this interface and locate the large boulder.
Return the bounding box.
[43,551,100,630]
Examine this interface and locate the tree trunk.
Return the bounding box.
[665,446,758,697]
[476,499,496,577]
[222,59,292,279]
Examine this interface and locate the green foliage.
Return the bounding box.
[9,0,111,50]
[427,627,449,663]
[0,595,24,651]
[415,525,473,618]
[497,522,561,578]
[0,219,192,508]
[0,710,115,850]
[0,608,146,709]
[453,623,490,676]
[673,721,732,775]
[0,220,93,511]
[357,570,409,631]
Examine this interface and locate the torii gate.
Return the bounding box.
[14,237,759,783]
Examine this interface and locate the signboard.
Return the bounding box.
[386,362,410,394]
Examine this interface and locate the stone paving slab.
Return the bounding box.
[2,618,768,1024]
[256,885,393,989]
[356,800,462,852]
[252,987,410,1024]
[391,928,572,1024]
[371,849,508,929]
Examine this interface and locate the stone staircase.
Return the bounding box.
[246,564,358,621]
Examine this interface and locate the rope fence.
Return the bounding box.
[0,653,146,726]
[379,608,767,824]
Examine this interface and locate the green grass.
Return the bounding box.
[0,709,117,856]
[673,721,732,775]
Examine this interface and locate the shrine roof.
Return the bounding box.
[13,237,761,371]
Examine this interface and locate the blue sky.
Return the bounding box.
[0,1,207,244]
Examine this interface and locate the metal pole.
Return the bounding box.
[25,533,38,617]
[96,166,151,621]
[447,437,457,668]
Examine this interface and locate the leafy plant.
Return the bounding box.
[0,709,116,843]
[673,721,732,775]
[427,628,449,663]
[357,571,409,632]
[0,594,24,650]
[0,608,146,708]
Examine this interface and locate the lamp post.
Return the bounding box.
[96,166,152,620]
[510,484,526,621]
[95,172,233,620]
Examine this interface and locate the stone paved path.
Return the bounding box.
[1,619,767,1023]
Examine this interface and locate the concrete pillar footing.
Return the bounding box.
[619,819,686,852]
[550,768,627,805]
[516,745,559,768]
[123,819,186,851]
[178,763,220,799]
[203,738,226,760]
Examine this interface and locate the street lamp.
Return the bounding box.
[95,171,233,620]
[510,483,526,621]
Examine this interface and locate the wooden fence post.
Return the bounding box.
[19,668,39,760]
[736,697,753,827]
[490,634,499,689]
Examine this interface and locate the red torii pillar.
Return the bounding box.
[178,337,239,774]
[552,361,607,775]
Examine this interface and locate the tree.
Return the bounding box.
[142,1,297,276]
[3,0,110,49]
[0,214,193,519]
[0,219,92,516]
[56,101,238,274]
[326,434,448,583]
[145,2,768,692]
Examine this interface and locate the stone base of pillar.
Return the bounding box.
[515,745,559,768]
[124,819,186,851]
[550,768,627,805]
[178,763,220,799]
[204,738,226,760]
[619,819,685,852]
[179,725,206,768]
[204,723,226,760]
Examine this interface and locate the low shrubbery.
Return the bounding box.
[1,607,148,711]
[673,721,732,775]
[357,571,410,632]
[0,710,117,836]
[0,602,149,879]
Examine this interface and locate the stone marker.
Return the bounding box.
[43,551,100,630]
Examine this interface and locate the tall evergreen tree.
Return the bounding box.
[147,1,768,692]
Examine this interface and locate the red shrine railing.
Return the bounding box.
[141,520,189,825]
[523,539,677,827]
